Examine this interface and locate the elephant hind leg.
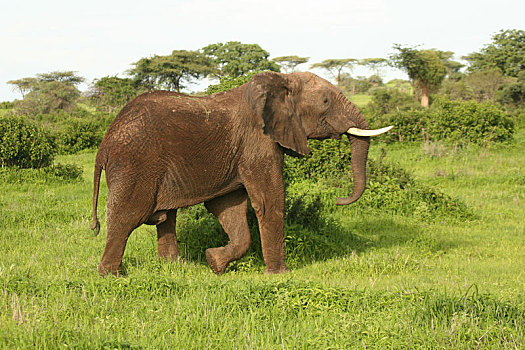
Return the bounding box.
[98,218,136,276]
[98,181,155,276]
[204,189,251,275]
[156,209,180,262]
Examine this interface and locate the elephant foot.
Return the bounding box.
[264,265,290,275]
[97,263,123,277]
[205,247,229,275]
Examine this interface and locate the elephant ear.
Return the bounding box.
[246,72,310,156]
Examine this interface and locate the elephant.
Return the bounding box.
[91,71,392,276]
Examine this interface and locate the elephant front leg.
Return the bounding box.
[156,209,180,262]
[243,171,289,274]
[204,189,251,275]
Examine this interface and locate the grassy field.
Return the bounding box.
[1,128,524,348]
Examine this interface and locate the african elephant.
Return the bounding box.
[91,71,391,276]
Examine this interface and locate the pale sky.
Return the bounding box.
[1,0,524,101]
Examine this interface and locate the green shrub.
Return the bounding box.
[205,73,257,95]
[285,140,474,222]
[368,98,514,145]
[428,98,514,144]
[56,118,105,154]
[0,101,14,109]
[364,87,421,117]
[0,116,56,168]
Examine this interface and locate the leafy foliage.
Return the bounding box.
[129,50,215,92]
[272,56,309,73]
[202,41,280,78]
[283,140,474,222]
[90,76,140,112]
[496,71,525,108]
[464,29,525,77]
[364,86,421,116]
[390,46,449,106]
[310,58,358,85]
[0,116,56,168]
[205,73,256,95]
[56,118,105,154]
[368,97,514,144]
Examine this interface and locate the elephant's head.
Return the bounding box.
[246,71,392,205]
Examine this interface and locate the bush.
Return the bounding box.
[285,139,474,222]
[364,86,421,118]
[0,116,56,168]
[205,73,257,95]
[428,98,514,144]
[56,118,104,154]
[0,101,14,109]
[368,98,514,145]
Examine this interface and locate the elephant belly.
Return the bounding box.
[155,160,243,210]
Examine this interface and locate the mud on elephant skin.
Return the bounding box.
[91,71,392,276]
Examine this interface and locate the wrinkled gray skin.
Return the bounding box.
[92,72,370,276]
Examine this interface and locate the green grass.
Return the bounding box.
[1,128,525,348]
[348,94,372,107]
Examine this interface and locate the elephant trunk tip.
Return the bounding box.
[335,187,365,206]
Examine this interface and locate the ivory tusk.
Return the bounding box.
[346,125,394,137]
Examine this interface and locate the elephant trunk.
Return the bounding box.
[336,109,371,206]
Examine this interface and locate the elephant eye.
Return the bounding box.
[323,97,329,105]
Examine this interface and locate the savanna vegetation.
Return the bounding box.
[1,30,524,348]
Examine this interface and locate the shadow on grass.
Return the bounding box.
[155,203,446,273]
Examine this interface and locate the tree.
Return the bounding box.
[464,69,514,102]
[90,76,140,112]
[16,81,81,114]
[272,56,309,73]
[310,58,358,86]
[129,50,215,92]
[202,41,280,78]
[7,77,38,98]
[11,71,85,114]
[36,71,85,85]
[390,45,447,107]
[436,51,464,79]
[463,29,525,77]
[496,71,525,107]
[359,58,388,77]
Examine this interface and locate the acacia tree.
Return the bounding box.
[390,45,447,107]
[272,56,309,73]
[310,58,358,86]
[359,58,388,77]
[7,77,38,98]
[202,42,280,78]
[9,71,84,114]
[463,29,525,77]
[129,50,215,92]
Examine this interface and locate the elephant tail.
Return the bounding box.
[91,162,103,236]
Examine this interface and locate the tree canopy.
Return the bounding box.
[8,71,84,114]
[390,45,448,107]
[202,41,280,78]
[310,59,358,85]
[272,56,309,73]
[463,29,525,77]
[128,50,215,92]
[90,76,140,112]
[359,58,388,77]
